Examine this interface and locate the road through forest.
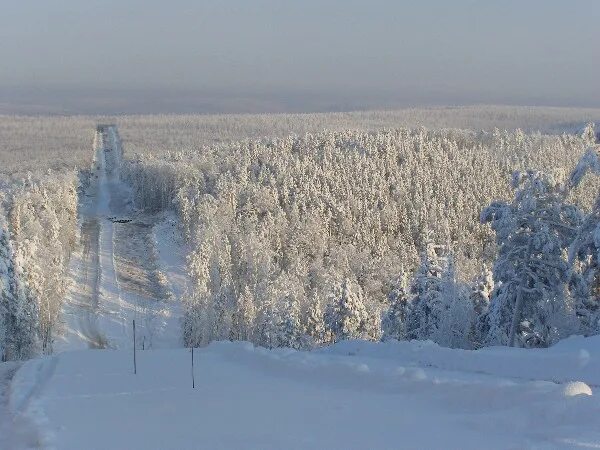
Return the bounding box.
[57,125,181,352]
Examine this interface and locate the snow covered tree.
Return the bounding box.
[469,265,494,347]
[481,171,582,347]
[230,286,256,342]
[182,293,206,348]
[470,265,494,316]
[405,243,451,341]
[256,299,281,349]
[182,243,213,347]
[324,278,369,343]
[0,214,39,360]
[567,146,600,335]
[122,125,595,349]
[0,214,11,360]
[582,122,597,147]
[381,274,410,341]
[431,257,474,349]
[278,293,307,349]
[304,295,326,347]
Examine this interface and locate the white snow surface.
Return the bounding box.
[1,335,599,449]
[56,127,183,352]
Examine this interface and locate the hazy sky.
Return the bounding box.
[1,0,599,113]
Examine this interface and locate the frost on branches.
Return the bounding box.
[381,273,410,342]
[0,208,38,360]
[0,172,78,360]
[481,171,582,347]
[122,127,600,351]
[325,278,371,343]
[568,146,600,335]
[401,243,475,348]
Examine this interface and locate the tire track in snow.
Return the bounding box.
[58,130,113,350]
[60,125,178,351]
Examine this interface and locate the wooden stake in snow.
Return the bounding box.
[133,319,137,375]
[191,347,195,389]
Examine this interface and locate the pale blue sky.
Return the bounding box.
[1,0,598,113]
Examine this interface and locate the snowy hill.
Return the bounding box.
[3,125,600,449]
[2,336,599,449]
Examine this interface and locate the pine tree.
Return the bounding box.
[482,171,581,347]
[582,122,597,147]
[257,300,281,349]
[381,274,410,341]
[405,243,450,341]
[470,265,494,316]
[470,265,494,347]
[569,222,600,335]
[567,146,600,336]
[432,257,474,349]
[230,285,256,342]
[278,294,306,349]
[0,215,12,360]
[304,295,326,347]
[324,278,369,343]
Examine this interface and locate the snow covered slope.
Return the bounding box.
[4,336,599,450]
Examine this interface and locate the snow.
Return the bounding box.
[3,126,600,449]
[1,335,599,449]
[323,335,600,386]
[56,127,183,352]
[152,213,189,302]
[563,382,593,397]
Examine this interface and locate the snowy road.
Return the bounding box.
[56,126,182,352]
[3,337,599,450]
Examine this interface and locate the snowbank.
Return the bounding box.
[5,336,599,449]
[322,334,600,387]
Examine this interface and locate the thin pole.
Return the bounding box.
[133,319,137,374]
[191,347,195,389]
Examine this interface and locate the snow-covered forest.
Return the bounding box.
[1,111,600,449]
[0,171,78,360]
[3,105,600,176]
[1,112,600,364]
[3,0,600,445]
[123,122,600,351]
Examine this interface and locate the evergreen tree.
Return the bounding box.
[257,300,281,349]
[469,265,494,347]
[381,274,410,341]
[0,214,12,360]
[582,122,597,147]
[278,294,306,349]
[470,265,494,316]
[304,295,326,347]
[432,257,474,349]
[567,146,600,336]
[230,285,256,342]
[482,171,581,347]
[324,278,369,342]
[405,243,450,341]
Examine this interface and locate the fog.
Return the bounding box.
[1,0,598,114]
